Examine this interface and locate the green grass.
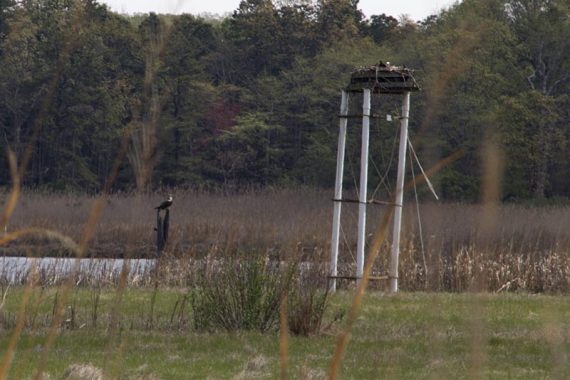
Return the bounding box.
[1,288,569,379]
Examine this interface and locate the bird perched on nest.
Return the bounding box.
[155,194,173,210]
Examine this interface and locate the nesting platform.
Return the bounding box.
[347,62,420,94]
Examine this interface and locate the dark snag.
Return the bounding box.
[163,209,169,244]
[156,211,165,256]
[156,210,163,256]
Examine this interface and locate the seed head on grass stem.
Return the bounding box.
[279,294,289,380]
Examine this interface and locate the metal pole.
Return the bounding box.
[330,90,349,291]
[389,92,411,293]
[356,89,371,281]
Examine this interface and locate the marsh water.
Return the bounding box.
[0,256,156,284]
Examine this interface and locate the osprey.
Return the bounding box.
[155,194,173,210]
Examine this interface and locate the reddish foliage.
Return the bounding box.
[206,100,241,134]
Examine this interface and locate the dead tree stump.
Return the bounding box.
[156,209,169,256]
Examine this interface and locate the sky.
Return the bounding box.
[100,0,460,21]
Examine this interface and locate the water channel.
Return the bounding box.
[0,256,156,284]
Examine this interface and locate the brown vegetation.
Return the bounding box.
[2,189,570,292]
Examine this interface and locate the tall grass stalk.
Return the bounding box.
[279,294,289,380]
[0,265,36,379]
[0,150,20,234]
[103,263,130,378]
[328,206,394,379]
[466,138,503,378]
[329,149,464,378]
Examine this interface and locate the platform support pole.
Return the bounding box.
[329,91,349,291]
[356,89,371,282]
[389,92,411,293]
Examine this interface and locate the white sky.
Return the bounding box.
[100,0,460,21]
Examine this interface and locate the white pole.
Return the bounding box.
[356,89,371,281]
[389,92,411,293]
[330,90,349,291]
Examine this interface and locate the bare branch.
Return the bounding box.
[547,75,570,96]
[0,284,10,312]
[527,69,536,90]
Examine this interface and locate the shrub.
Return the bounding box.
[287,266,330,336]
[190,255,330,335]
[191,256,295,332]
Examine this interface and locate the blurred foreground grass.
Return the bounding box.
[1,288,569,379]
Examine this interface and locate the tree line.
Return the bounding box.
[0,0,568,201]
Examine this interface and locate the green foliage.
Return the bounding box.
[364,13,399,44]
[4,289,570,378]
[437,168,480,201]
[191,256,293,332]
[286,269,330,337]
[191,255,330,335]
[0,0,568,200]
[215,112,285,185]
[493,92,561,198]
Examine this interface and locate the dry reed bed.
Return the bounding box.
[2,189,570,292]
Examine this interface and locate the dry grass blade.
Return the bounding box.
[404,149,465,194]
[467,138,504,377]
[0,265,37,380]
[13,1,87,188]
[30,9,171,372]
[328,150,464,379]
[103,264,130,377]
[0,285,9,312]
[2,5,92,377]
[479,139,504,239]
[418,11,489,137]
[0,149,20,233]
[468,296,485,380]
[543,310,567,378]
[128,14,176,190]
[0,151,26,380]
[327,207,394,380]
[31,82,136,380]
[279,294,289,380]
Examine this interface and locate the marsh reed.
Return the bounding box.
[3,189,570,293]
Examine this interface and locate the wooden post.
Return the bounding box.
[156,211,163,256]
[155,209,169,256]
[163,209,170,245]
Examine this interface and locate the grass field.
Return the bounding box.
[2,190,570,379]
[1,288,569,379]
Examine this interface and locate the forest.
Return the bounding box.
[0,0,569,201]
